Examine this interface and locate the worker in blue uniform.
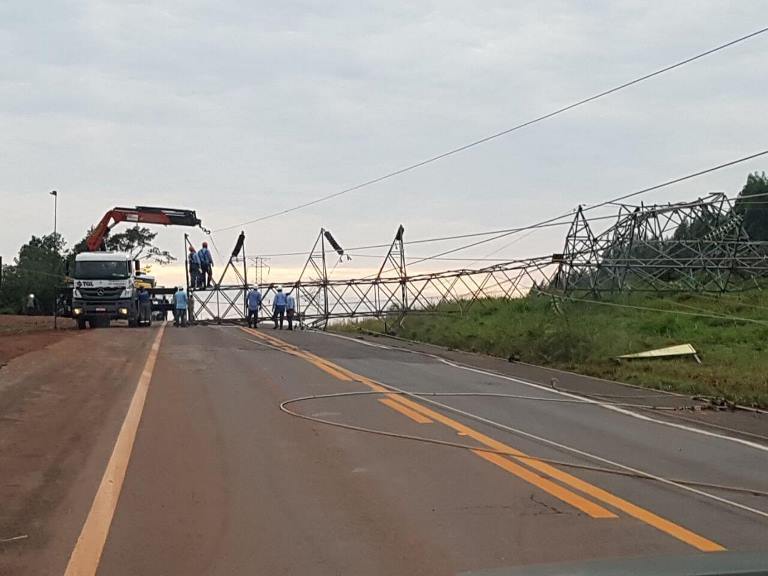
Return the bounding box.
[198,242,214,286]
[272,287,287,329]
[247,286,262,328]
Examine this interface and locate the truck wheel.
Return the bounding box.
[77,318,87,330]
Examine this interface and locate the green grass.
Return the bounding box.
[338,290,768,407]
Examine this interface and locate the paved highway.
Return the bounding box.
[1,324,766,575]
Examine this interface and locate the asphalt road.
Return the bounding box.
[1,323,766,575]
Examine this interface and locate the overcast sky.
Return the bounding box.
[1,1,766,284]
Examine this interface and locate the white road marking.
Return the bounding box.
[320,331,768,453]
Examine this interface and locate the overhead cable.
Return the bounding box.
[213,26,768,233]
[537,290,768,326]
[221,152,768,266]
[406,149,768,266]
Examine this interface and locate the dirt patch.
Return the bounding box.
[0,327,153,575]
[0,315,76,365]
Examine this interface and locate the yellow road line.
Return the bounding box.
[386,393,724,551]
[249,329,725,552]
[242,328,353,381]
[302,354,354,381]
[243,328,614,519]
[64,324,166,576]
[378,398,434,424]
[525,464,727,552]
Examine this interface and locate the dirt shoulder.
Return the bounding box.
[0,315,76,366]
[0,325,155,575]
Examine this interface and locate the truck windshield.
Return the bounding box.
[75,260,131,279]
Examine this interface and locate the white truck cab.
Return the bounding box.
[72,252,138,328]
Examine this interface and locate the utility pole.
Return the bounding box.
[249,257,270,287]
[50,190,58,329]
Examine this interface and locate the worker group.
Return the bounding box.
[170,242,296,329]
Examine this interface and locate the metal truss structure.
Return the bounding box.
[290,225,555,328]
[186,227,556,327]
[294,256,555,329]
[186,193,768,326]
[187,232,251,323]
[554,193,768,294]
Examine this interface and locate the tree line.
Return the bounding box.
[674,172,768,241]
[2,172,767,315]
[0,226,174,314]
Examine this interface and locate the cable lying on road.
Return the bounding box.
[548,380,768,442]
[281,390,768,500]
[238,328,768,518]
[350,327,768,418]
[293,338,768,519]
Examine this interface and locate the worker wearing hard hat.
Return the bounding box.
[272,286,287,329]
[247,285,262,328]
[173,286,188,327]
[188,246,202,289]
[198,241,214,287]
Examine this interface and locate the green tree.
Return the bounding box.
[105,226,175,264]
[734,172,768,240]
[67,226,176,268]
[0,233,66,314]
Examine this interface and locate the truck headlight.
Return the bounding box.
[73,308,83,316]
[118,308,128,316]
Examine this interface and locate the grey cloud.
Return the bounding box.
[1,1,766,281]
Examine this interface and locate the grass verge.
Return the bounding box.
[337,291,768,407]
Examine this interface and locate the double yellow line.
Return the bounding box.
[242,327,725,552]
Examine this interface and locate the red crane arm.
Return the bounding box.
[86,206,203,251]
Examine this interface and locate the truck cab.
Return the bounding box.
[72,252,138,328]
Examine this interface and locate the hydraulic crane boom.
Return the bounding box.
[86,206,205,251]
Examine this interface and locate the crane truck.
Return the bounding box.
[71,206,204,329]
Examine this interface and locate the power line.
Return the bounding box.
[580,151,768,216]
[345,252,520,262]
[213,26,768,233]
[252,216,608,260]
[538,290,768,327]
[2,264,67,280]
[244,165,768,263]
[248,222,575,258]
[406,149,768,266]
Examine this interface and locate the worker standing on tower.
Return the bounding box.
[188,246,202,289]
[199,241,214,287]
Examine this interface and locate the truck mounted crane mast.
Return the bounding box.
[86,206,205,251]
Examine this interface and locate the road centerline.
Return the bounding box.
[243,328,726,552]
[241,327,616,519]
[379,397,434,424]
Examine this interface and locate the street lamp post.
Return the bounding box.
[50,190,58,329]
